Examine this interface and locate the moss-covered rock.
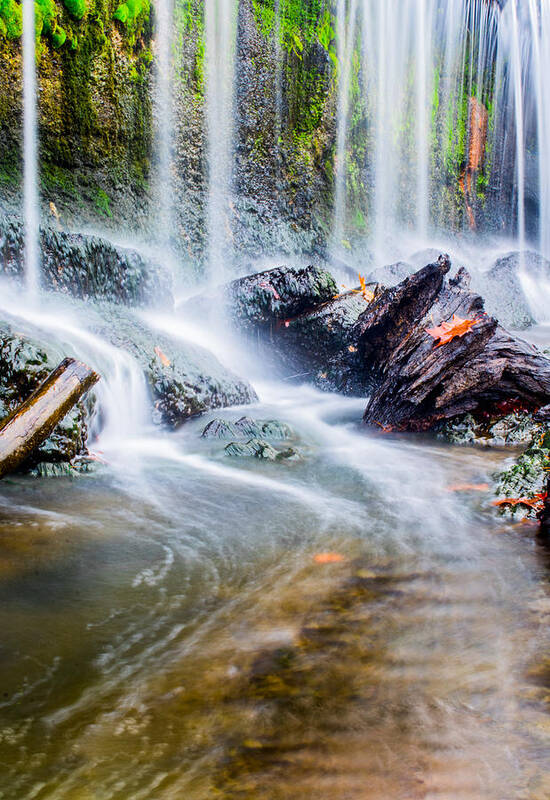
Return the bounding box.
[0,214,172,306]
[89,302,258,428]
[0,319,92,471]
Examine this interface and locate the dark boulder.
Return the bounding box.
[182,264,338,333]
[0,215,172,308]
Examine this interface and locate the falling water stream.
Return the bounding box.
[22,0,39,297]
[204,0,238,281]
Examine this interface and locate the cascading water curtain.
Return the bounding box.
[335,0,550,258]
[22,0,40,296]
[204,0,238,281]
[332,0,358,254]
[153,0,175,249]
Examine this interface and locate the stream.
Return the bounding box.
[0,362,549,798]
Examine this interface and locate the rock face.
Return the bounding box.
[478,251,550,330]
[0,321,92,470]
[0,215,171,307]
[0,3,153,234]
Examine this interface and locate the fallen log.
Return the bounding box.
[0,357,100,479]
[360,256,550,430]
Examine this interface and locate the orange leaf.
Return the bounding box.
[154,346,171,367]
[493,493,547,511]
[358,274,375,303]
[447,483,490,492]
[348,345,357,353]
[426,314,480,347]
[313,552,345,564]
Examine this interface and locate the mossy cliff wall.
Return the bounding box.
[0,0,154,232]
[0,0,508,269]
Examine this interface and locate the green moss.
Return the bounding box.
[51,24,66,46]
[62,0,86,19]
[95,188,112,218]
[113,0,150,34]
[0,0,22,39]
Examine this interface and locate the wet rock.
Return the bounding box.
[201,419,241,440]
[534,404,550,422]
[0,321,92,471]
[190,264,373,393]
[478,251,550,330]
[493,424,550,511]
[91,304,257,429]
[224,439,299,461]
[202,416,295,441]
[366,260,415,288]
[439,411,539,447]
[0,215,172,308]
[182,265,337,333]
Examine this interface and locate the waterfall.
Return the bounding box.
[153,0,174,250]
[359,0,444,262]
[274,0,283,183]
[332,0,358,254]
[330,0,550,264]
[204,0,238,282]
[526,0,550,261]
[22,0,40,297]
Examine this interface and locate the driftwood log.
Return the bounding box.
[358,256,550,430]
[0,357,99,479]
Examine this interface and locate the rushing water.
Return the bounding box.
[0,363,549,798]
[152,0,175,250]
[204,0,238,281]
[333,0,550,260]
[22,0,39,297]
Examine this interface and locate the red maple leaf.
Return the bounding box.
[426,314,480,347]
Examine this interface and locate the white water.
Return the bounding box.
[22,0,40,297]
[335,0,550,281]
[204,0,238,282]
[153,0,174,248]
[332,0,358,252]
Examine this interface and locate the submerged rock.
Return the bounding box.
[224,439,299,461]
[0,215,172,308]
[439,412,538,447]
[202,416,294,441]
[0,321,92,471]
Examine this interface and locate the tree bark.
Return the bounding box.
[0,357,100,479]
